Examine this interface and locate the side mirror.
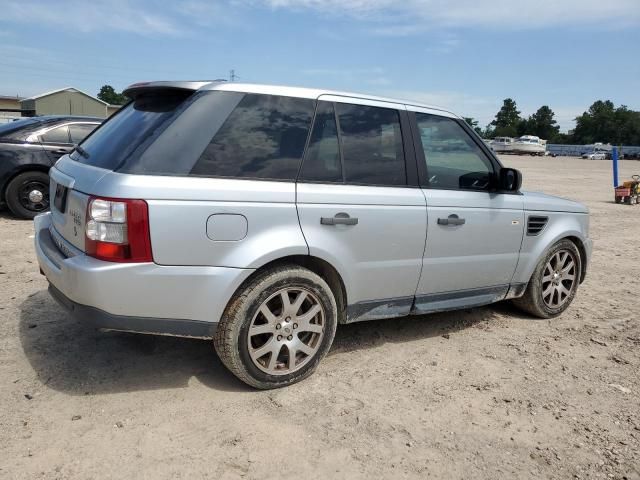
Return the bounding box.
[499,168,522,192]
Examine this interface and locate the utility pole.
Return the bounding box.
[229,69,238,82]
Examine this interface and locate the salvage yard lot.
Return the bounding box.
[1,155,639,479]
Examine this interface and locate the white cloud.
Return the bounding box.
[258,0,640,32]
[0,0,181,35]
[425,33,460,54]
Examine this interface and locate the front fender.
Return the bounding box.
[512,211,590,285]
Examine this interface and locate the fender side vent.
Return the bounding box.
[527,216,548,236]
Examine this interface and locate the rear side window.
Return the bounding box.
[41,125,70,144]
[415,113,494,191]
[299,101,342,183]
[336,103,406,186]
[0,118,41,139]
[191,94,315,180]
[69,123,98,144]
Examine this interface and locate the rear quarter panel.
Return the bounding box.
[135,177,308,268]
[52,160,310,269]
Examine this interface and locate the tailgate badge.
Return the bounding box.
[70,209,82,236]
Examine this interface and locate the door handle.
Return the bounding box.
[437,214,466,226]
[321,213,358,226]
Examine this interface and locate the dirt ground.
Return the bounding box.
[1,155,639,480]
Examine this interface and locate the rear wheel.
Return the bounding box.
[214,265,337,389]
[513,239,582,318]
[5,171,50,219]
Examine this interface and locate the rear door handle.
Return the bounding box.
[321,213,358,226]
[437,214,466,226]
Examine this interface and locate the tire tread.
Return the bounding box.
[213,264,337,389]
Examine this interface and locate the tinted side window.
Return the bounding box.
[415,113,494,190]
[69,124,98,143]
[299,101,342,183]
[191,94,315,180]
[336,103,406,186]
[41,125,70,144]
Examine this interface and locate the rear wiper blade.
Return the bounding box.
[73,145,90,159]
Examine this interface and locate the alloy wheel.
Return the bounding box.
[247,287,325,375]
[541,249,577,308]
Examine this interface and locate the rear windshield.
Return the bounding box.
[70,90,196,170]
[70,90,316,181]
[0,118,43,140]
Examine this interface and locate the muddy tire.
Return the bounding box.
[214,264,337,389]
[512,239,582,319]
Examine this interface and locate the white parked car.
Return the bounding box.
[582,151,606,160]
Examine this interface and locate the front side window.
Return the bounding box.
[416,113,494,190]
[40,125,70,144]
[336,103,406,186]
[191,94,315,180]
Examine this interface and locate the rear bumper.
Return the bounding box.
[48,284,218,338]
[34,212,253,337]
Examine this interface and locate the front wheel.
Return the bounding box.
[512,239,582,318]
[214,265,337,389]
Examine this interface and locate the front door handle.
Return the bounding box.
[437,214,466,226]
[321,212,358,226]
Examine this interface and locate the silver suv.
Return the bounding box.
[34,81,592,389]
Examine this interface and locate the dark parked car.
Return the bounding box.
[0,115,102,219]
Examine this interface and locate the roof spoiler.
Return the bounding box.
[123,80,225,99]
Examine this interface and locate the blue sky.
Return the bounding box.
[1,0,639,131]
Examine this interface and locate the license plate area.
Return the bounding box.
[53,182,68,213]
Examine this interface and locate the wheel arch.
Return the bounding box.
[565,235,588,283]
[225,255,348,324]
[513,214,590,286]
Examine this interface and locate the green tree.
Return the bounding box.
[613,106,640,145]
[463,117,484,136]
[482,124,495,139]
[516,117,532,137]
[572,100,640,145]
[490,98,521,137]
[572,100,616,144]
[97,85,128,105]
[524,105,560,141]
[551,132,572,145]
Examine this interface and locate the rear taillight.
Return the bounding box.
[85,197,152,263]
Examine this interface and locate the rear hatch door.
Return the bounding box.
[48,165,97,253]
